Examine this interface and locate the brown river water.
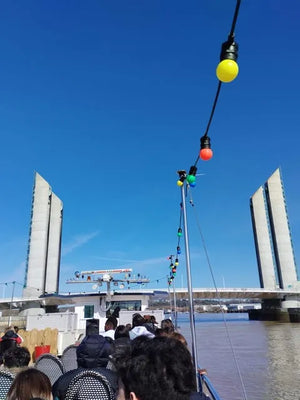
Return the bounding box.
[179,313,300,400]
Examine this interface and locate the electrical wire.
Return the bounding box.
[193,0,242,167]
[229,0,242,38]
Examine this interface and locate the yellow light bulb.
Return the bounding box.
[177,180,184,187]
[216,59,239,83]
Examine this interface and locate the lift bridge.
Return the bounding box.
[65,269,300,301]
[159,287,300,300]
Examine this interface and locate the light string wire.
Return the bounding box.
[194,81,222,167]
[187,186,248,400]
[164,0,246,396]
[193,0,241,168]
[172,0,242,283]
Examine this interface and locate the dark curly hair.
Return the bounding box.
[3,346,31,368]
[116,336,196,400]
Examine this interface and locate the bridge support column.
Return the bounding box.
[248,298,300,322]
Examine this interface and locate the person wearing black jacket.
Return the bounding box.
[52,334,117,400]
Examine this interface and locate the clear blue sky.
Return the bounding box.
[1,0,300,298]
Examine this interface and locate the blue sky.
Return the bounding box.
[1,0,300,298]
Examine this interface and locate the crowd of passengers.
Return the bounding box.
[0,317,210,400]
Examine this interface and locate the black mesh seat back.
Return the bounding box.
[65,370,115,400]
[35,354,64,385]
[61,345,78,372]
[0,370,14,400]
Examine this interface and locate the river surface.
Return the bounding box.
[177,313,300,400]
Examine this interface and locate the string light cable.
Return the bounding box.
[192,0,241,170]
[170,1,247,398]
[172,0,242,283]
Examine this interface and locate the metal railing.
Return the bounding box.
[198,368,222,400]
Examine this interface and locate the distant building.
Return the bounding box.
[23,172,63,298]
[250,168,298,290]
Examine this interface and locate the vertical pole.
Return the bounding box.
[180,183,199,388]
[172,281,178,330]
[167,277,172,315]
[8,281,16,326]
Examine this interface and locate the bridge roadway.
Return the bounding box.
[155,287,300,300]
[0,288,299,309]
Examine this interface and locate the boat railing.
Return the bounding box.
[198,368,222,400]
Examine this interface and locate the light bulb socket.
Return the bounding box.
[188,165,197,176]
[177,170,186,182]
[220,39,238,62]
[200,135,212,150]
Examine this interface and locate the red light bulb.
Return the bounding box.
[199,148,213,161]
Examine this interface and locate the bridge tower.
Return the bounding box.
[250,168,298,290]
[23,172,63,298]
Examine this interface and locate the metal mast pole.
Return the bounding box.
[8,281,16,326]
[180,183,199,381]
[172,280,178,330]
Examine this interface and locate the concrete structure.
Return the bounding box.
[250,186,277,289]
[250,168,300,321]
[250,168,299,290]
[265,169,298,289]
[23,173,63,298]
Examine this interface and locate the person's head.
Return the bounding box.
[132,313,145,327]
[149,316,157,325]
[105,316,118,331]
[5,326,15,333]
[115,325,130,340]
[112,306,121,318]
[116,336,196,400]
[0,337,17,358]
[86,319,99,335]
[76,334,112,368]
[144,315,157,324]
[2,329,18,340]
[3,346,31,368]
[154,328,164,337]
[171,332,188,347]
[143,315,151,323]
[160,319,175,334]
[6,368,52,400]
